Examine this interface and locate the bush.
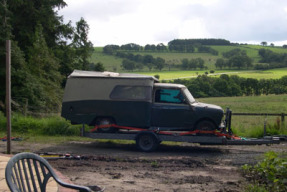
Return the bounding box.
[242,152,287,192]
[0,113,80,136]
[41,117,80,136]
[0,111,6,131]
[154,74,160,79]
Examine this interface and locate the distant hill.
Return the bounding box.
[90,44,287,72]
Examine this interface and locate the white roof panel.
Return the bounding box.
[69,70,159,82]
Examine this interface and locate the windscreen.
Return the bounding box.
[183,87,196,103]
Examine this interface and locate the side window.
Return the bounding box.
[155,89,185,104]
[110,86,152,100]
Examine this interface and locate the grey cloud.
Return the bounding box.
[176,0,287,42]
[61,0,140,22]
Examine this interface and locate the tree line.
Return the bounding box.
[116,52,165,71]
[0,0,94,112]
[168,39,229,53]
[214,48,253,69]
[255,48,287,69]
[170,74,287,98]
[103,38,228,54]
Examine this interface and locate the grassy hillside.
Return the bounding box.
[90,45,287,73]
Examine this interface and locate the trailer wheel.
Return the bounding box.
[195,120,216,131]
[96,118,117,133]
[136,132,159,152]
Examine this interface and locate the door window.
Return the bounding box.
[154,89,185,104]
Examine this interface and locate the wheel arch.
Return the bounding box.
[194,118,218,130]
[89,116,117,126]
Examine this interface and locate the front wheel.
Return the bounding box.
[195,120,216,131]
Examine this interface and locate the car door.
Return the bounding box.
[151,88,192,130]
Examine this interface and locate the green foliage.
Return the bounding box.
[40,116,80,136]
[172,75,287,98]
[73,17,94,70]
[27,24,63,111]
[242,152,287,192]
[154,74,160,79]
[0,1,95,113]
[121,59,136,71]
[0,113,80,136]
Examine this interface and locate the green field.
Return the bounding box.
[236,68,287,79]
[199,94,287,137]
[90,45,287,73]
[137,68,287,80]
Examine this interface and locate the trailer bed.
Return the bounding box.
[84,131,280,146]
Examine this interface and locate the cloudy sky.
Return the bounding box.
[58,0,287,47]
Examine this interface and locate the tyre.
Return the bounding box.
[195,120,216,131]
[96,118,117,133]
[136,132,159,152]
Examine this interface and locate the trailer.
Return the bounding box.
[81,109,280,152]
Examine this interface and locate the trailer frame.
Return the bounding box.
[81,108,280,152]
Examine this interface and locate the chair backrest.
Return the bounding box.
[5,152,92,192]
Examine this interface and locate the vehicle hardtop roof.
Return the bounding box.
[69,70,159,82]
[154,83,186,89]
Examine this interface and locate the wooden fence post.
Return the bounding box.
[6,40,11,154]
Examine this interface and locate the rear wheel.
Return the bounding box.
[96,118,117,133]
[195,120,216,131]
[136,132,159,152]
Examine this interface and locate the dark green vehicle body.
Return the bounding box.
[61,70,224,131]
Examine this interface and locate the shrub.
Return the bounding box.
[0,113,81,136]
[242,152,287,192]
[40,117,80,136]
[0,111,6,131]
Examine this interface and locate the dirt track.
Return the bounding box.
[2,140,286,192]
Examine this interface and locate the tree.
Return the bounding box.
[215,58,225,69]
[196,58,205,70]
[7,0,68,53]
[156,43,167,52]
[28,24,63,111]
[0,0,95,112]
[73,17,94,70]
[261,41,267,46]
[94,62,105,72]
[155,57,165,71]
[189,59,197,70]
[181,58,189,70]
[103,45,120,55]
[121,59,135,71]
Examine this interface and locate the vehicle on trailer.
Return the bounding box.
[61,70,224,133]
[62,70,279,152]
